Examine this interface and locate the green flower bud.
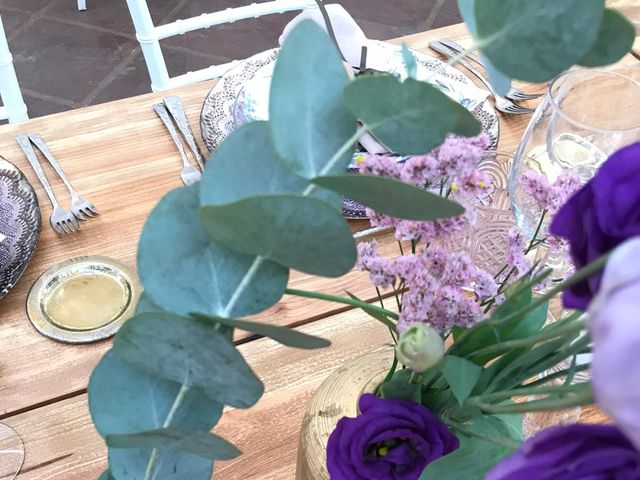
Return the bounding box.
[395,324,444,373]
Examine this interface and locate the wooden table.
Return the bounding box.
[0,13,637,479]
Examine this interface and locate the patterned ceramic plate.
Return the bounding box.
[200,41,500,217]
[0,156,41,300]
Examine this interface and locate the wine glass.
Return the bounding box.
[0,423,24,480]
[509,68,640,277]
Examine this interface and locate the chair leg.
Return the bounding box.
[78,0,87,11]
[0,15,28,122]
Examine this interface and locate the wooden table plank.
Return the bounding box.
[4,306,392,480]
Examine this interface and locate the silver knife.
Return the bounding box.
[162,96,206,170]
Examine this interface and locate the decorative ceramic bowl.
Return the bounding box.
[0,156,41,300]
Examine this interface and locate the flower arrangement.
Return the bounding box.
[325,142,640,479]
[84,1,637,479]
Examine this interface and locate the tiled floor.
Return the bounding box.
[1,0,461,119]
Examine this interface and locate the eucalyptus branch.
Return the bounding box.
[284,288,399,319]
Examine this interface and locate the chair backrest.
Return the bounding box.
[0,14,28,123]
[125,0,318,91]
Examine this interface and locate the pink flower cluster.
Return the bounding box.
[356,242,498,333]
[520,170,582,214]
[359,134,491,243]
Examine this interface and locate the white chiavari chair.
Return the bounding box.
[0,14,28,123]
[124,0,318,91]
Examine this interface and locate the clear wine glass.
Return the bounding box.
[0,423,24,480]
[509,68,640,278]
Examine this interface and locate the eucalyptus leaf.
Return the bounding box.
[191,313,331,349]
[107,428,240,461]
[200,194,356,277]
[109,448,212,480]
[312,174,464,220]
[200,121,339,209]
[344,75,481,155]
[401,44,418,78]
[579,8,635,67]
[270,20,357,178]
[112,313,264,408]
[89,351,220,480]
[138,186,288,319]
[135,292,164,315]
[474,0,604,82]
[442,355,482,406]
[99,471,115,480]
[457,0,512,95]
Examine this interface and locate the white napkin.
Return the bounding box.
[279,4,368,68]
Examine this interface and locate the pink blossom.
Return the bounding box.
[356,241,395,289]
[521,170,582,214]
[475,269,499,299]
[399,154,439,184]
[358,154,402,179]
[442,252,475,286]
[507,226,533,277]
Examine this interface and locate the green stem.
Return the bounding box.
[524,364,590,389]
[375,354,399,396]
[469,385,593,414]
[454,253,609,351]
[475,383,589,403]
[466,318,585,359]
[303,125,368,197]
[446,419,521,450]
[144,382,190,480]
[284,288,399,319]
[313,0,347,62]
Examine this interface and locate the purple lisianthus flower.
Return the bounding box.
[326,394,459,479]
[486,424,640,480]
[550,142,640,310]
[590,237,640,451]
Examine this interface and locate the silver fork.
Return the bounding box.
[439,38,544,101]
[429,41,536,116]
[16,134,79,235]
[28,134,99,221]
[153,103,202,186]
[163,96,206,170]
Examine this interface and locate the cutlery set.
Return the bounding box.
[154,96,205,186]
[16,134,98,235]
[429,38,542,115]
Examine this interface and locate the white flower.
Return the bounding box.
[395,323,444,373]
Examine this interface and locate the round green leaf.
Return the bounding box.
[192,313,331,350]
[343,75,481,155]
[312,174,465,220]
[138,185,288,318]
[475,0,604,82]
[112,313,264,408]
[89,351,222,438]
[200,121,339,209]
[200,194,356,277]
[107,428,240,461]
[579,9,635,67]
[89,351,219,480]
[269,20,357,178]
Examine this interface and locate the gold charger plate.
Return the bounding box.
[27,256,141,344]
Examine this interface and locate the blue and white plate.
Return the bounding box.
[200,41,500,218]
